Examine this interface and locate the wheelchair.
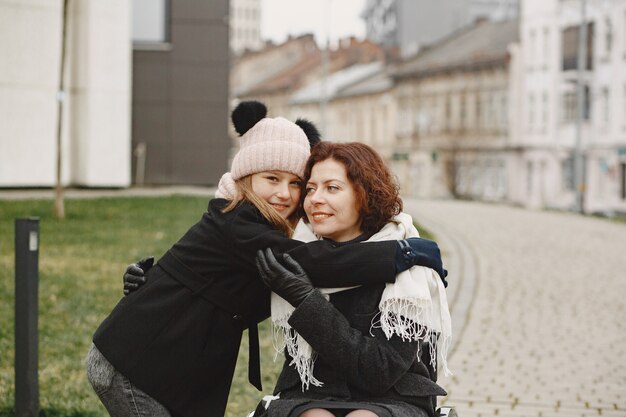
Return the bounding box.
[247,395,458,417]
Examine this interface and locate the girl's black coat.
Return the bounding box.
[93,199,397,417]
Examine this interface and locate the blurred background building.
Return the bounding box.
[1,0,230,187]
[361,0,519,57]
[131,0,230,185]
[2,0,625,214]
[230,0,263,55]
[1,0,131,187]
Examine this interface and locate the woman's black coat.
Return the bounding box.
[93,199,398,417]
[268,285,447,417]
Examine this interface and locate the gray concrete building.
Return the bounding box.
[132,0,231,185]
[361,0,519,57]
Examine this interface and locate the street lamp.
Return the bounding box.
[574,0,587,213]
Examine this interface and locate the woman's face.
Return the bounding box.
[303,158,362,242]
[250,171,302,219]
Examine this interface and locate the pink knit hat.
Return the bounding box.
[231,117,309,179]
[215,101,321,199]
[230,101,320,179]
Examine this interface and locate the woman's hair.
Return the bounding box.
[302,142,402,235]
[223,175,297,237]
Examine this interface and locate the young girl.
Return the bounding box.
[87,102,446,417]
[256,142,451,417]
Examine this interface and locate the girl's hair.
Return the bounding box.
[223,175,297,237]
[302,142,402,235]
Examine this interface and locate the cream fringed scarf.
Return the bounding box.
[271,213,452,391]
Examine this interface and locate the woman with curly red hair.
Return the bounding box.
[256,142,452,417]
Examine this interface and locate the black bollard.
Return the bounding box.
[15,218,39,417]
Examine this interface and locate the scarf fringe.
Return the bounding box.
[271,316,324,391]
[375,298,452,377]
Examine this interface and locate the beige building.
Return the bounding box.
[232,36,386,133]
[289,61,396,160]
[230,0,263,55]
[391,19,520,199]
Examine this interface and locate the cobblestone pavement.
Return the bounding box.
[404,199,626,417]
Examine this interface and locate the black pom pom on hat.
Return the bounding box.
[231,100,268,136]
[295,118,322,147]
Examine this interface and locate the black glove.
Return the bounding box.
[396,238,448,287]
[123,256,154,296]
[255,248,314,308]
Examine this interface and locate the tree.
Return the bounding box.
[54,0,69,219]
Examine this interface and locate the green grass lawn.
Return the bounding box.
[0,195,437,417]
[0,196,284,417]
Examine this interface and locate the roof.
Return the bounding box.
[394,19,519,78]
[243,52,322,96]
[338,68,392,98]
[290,61,384,104]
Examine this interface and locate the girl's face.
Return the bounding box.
[250,171,302,219]
[303,158,362,242]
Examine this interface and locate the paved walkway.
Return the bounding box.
[404,199,626,417]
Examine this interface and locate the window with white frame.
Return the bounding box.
[529,29,536,69]
[622,84,626,130]
[621,162,626,199]
[601,87,610,125]
[562,158,575,191]
[527,161,534,194]
[528,93,535,129]
[460,94,467,130]
[542,92,549,129]
[476,94,482,130]
[132,0,170,45]
[604,17,612,58]
[561,86,591,123]
[397,98,412,136]
[487,93,495,130]
[562,91,576,123]
[500,95,508,129]
[542,28,550,69]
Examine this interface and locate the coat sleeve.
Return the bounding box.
[288,291,419,395]
[227,206,398,288]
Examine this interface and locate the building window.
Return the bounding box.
[621,162,626,199]
[622,10,626,59]
[622,84,626,130]
[604,17,612,57]
[529,29,536,69]
[562,158,575,191]
[601,87,610,125]
[542,92,549,129]
[543,28,550,69]
[562,23,594,71]
[528,93,535,129]
[476,94,482,129]
[460,95,467,129]
[132,0,170,45]
[527,161,534,194]
[562,91,576,123]
[561,86,590,123]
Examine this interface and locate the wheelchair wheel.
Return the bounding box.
[437,407,458,417]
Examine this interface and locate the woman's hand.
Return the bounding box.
[397,238,448,287]
[255,248,314,307]
[122,256,154,295]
